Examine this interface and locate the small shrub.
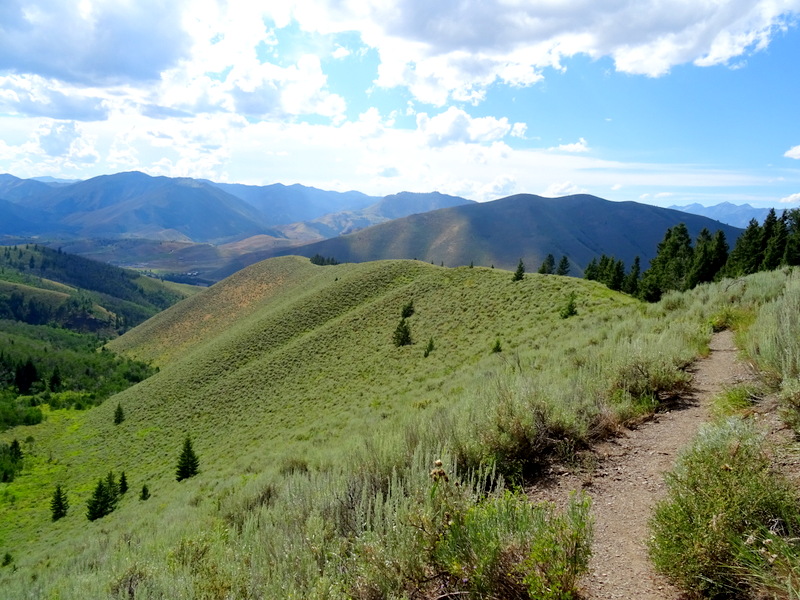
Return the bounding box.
[139,484,150,501]
[423,337,434,358]
[492,339,502,353]
[559,292,578,319]
[649,418,800,598]
[1,552,12,567]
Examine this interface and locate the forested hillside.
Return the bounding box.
[0,245,188,432]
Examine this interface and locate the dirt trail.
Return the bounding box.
[529,330,755,600]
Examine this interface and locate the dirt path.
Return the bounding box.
[529,330,755,599]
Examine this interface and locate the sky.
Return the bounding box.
[1,0,799,207]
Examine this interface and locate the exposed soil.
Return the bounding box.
[528,330,759,599]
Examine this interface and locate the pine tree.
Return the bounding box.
[176,436,200,481]
[86,477,116,521]
[784,209,800,266]
[50,484,69,521]
[623,256,641,296]
[538,254,555,274]
[639,224,693,301]
[140,484,150,501]
[762,212,787,271]
[400,299,415,319]
[512,258,525,281]
[725,218,762,276]
[556,255,570,276]
[114,402,125,425]
[393,318,412,347]
[119,471,128,495]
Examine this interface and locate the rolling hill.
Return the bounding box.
[215,193,743,278]
[0,253,796,597]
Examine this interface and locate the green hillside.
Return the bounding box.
[0,256,796,598]
[0,244,189,331]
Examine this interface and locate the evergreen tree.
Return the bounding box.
[86,477,117,521]
[584,258,599,281]
[51,484,69,521]
[556,255,570,276]
[119,471,128,495]
[114,402,125,425]
[784,209,800,266]
[725,218,762,276]
[762,211,787,271]
[512,258,525,281]
[139,484,150,501]
[639,224,694,301]
[49,367,62,392]
[538,254,555,274]
[710,230,729,276]
[400,299,415,319]
[623,256,641,296]
[176,436,200,481]
[393,318,412,347]
[687,228,716,287]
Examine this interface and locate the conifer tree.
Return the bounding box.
[176,436,200,481]
[538,254,555,274]
[725,218,762,276]
[119,471,128,495]
[50,484,69,521]
[114,402,125,425]
[639,224,693,301]
[556,255,570,276]
[623,256,641,296]
[86,477,117,521]
[512,258,525,281]
[393,318,412,347]
[784,209,800,266]
[762,212,787,271]
[140,484,150,501]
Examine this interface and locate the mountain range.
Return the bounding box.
[1,171,748,279]
[669,202,779,228]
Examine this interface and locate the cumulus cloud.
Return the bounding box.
[0,75,108,120]
[543,181,587,197]
[780,192,800,203]
[35,121,99,165]
[0,0,192,84]
[290,0,800,104]
[785,145,800,159]
[416,107,523,147]
[552,138,589,153]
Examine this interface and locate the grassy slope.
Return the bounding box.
[0,257,637,591]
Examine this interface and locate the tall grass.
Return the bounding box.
[2,260,798,598]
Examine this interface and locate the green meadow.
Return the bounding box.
[0,256,798,598]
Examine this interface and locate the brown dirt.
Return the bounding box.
[528,330,758,599]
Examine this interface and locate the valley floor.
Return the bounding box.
[529,330,756,599]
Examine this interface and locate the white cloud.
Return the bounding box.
[543,181,587,197]
[293,0,800,102]
[0,0,193,84]
[416,107,523,147]
[780,193,800,203]
[332,45,351,59]
[551,138,589,153]
[785,145,800,159]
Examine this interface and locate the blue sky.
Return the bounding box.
[0,0,799,207]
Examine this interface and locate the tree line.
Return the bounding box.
[585,208,800,301]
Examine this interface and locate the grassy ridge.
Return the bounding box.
[2,258,794,598]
